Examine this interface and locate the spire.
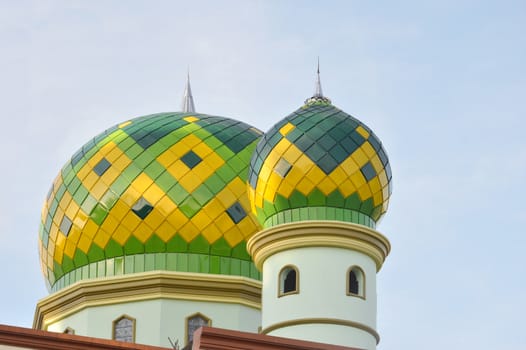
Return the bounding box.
[314,57,323,97]
[305,58,331,105]
[181,69,196,113]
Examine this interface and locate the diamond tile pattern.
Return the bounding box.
[248,102,392,228]
[39,112,263,291]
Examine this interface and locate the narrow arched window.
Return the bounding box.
[279,265,299,297]
[186,313,211,345]
[112,315,135,343]
[347,266,365,298]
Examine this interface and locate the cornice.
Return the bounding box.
[34,271,261,330]
[247,221,390,271]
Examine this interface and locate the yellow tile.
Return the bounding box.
[238,217,260,238]
[59,192,72,211]
[373,192,383,206]
[263,172,282,202]
[143,208,164,231]
[100,214,120,234]
[157,149,178,168]
[317,177,337,196]
[296,177,315,196]
[179,172,202,193]
[65,201,80,220]
[279,122,295,136]
[156,196,177,216]
[143,183,164,205]
[165,160,190,181]
[179,221,200,242]
[101,167,120,186]
[351,148,368,167]
[82,171,99,190]
[370,155,383,174]
[121,187,141,207]
[285,166,305,185]
[350,171,366,188]
[216,188,236,208]
[110,200,130,220]
[76,234,92,254]
[277,180,295,198]
[355,125,370,139]
[121,211,141,232]
[283,145,302,163]
[305,165,326,186]
[133,222,153,243]
[202,152,224,172]
[112,227,131,245]
[99,141,117,156]
[106,145,124,162]
[49,224,59,244]
[184,116,199,123]
[227,177,246,198]
[265,151,281,170]
[67,225,82,244]
[223,227,243,247]
[132,173,153,193]
[182,134,201,148]
[362,142,376,158]
[273,138,291,155]
[382,185,390,202]
[167,210,188,230]
[357,184,372,201]
[259,163,272,182]
[156,221,176,242]
[190,210,212,231]
[339,179,357,197]
[93,229,111,248]
[113,154,132,171]
[378,170,389,189]
[53,208,64,227]
[202,198,224,220]
[294,154,315,173]
[77,163,91,181]
[73,210,88,229]
[91,180,108,201]
[193,142,213,157]
[83,219,99,239]
[53,244,64,264]
[328,166,347,185]
[52,175,63,194]
[64,240,77,259]
[202,224,222,244]
[215,212,235,232]
[369,177,382,195]
[119,121,132,128]
[55,232,66,253]
[87,152,104,168]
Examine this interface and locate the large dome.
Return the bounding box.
[247,97,392,229]
[39,112,263,291]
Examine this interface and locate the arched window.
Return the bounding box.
[112,315,135,343]
[63,327,75,335]
[279,265,299,297]
[347,266,365,298]
[186,313,211,345]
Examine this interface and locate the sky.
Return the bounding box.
[0,0,525,349]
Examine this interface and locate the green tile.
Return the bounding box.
[345,192,361,210]
[90,203,108,225]
[188,254,199,272]
[240,261,250,277]
[105,239,123,258]
[199,255,210,273]
[122,163,142,182]
[124,236,144,255]
[230,259,241,275]
[231,242,250,260]
[61,255,75,274]
[114,257,124,275]
[220,257,231,275]
[209,256,220,274]
[210,237,232,257]
[188,235,210,254]
[179,196,200,218]
[177,254,188,272]
[89,262,97,278]
[134,254,145,273]
[87,243,105,262]
[145,254,155,271]
[125,255,135,274]
[192,185,214,206]
[360,198,374,216]
[110,175,130,196]
[167,183,189,204]
[97,261,105,277]
[327,189,345,208]
[166,234,188,252]
[81,194,98,215]
[144,161,165,180]
[289,190,307,207]
[307,188,326,206]
[167,253,177,270]
[155,171,176,192]
[155,253,166,270]
[100,190,119,210]
[106,258,114,276]
[145,234,166,253]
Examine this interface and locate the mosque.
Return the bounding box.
[1,67,392,350]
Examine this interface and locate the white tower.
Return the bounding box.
[246,67,392,349]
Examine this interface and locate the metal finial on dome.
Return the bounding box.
[181,69,196,113]
[305,58,331,105]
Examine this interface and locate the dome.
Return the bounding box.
[247,96,392,229]
[39,112,263,291]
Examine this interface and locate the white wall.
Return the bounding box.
[261,246,378,349]
[46,298,261,348]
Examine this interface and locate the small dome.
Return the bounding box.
[248,99,392,229]
[39,112,263,291]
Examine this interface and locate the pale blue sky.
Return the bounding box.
[0,1,525,349]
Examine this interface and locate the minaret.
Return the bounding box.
[247,65,392,349]
[181,70,196,112]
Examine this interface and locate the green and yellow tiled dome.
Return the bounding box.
[39,112,263,291]
[247,98,392,229]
